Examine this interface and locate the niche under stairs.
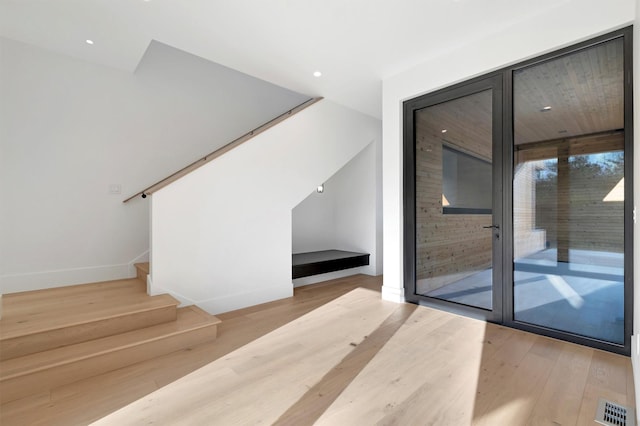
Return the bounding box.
[291,140,381,287]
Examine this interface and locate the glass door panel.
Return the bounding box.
[405,28,631,354]
[512,38,625,344]
[414,88,497,312]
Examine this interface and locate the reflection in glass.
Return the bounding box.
[415,90,493,310]
[513,38,625,344]
[442,146,492,214]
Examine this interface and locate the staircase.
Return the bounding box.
[0,263,220,404]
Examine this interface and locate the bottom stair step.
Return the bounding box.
[1,293,179,361]
[0,306,220,404]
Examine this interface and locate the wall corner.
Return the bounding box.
[381,283,405,303]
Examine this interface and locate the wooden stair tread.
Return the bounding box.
[2,278,144,305]
[135,262,150,275]
[0,269,224,405]
[135,263,150,283]
[0,294,178,340]
[0,306,220,381]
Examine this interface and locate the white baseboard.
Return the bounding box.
[148,279,195,307]
[0,263,135,294]
[146,274,153,295]
[198,285,294,315]
[128,250,150,277]
[0,251,151,294]
[381,283,405,303]
[148,278,292,316]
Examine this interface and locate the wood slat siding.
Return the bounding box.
[515,132,624,256]
[514,38,624,145]
[514,161,547,259]
[414,93,493,293]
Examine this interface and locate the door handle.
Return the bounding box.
[483,225,500,229]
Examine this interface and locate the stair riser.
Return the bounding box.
[136,269,148,283]
[0,324,218,404]
[1,306,177,361]
[135,263,149,284]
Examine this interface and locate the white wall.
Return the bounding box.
[151,99,381,314]
[0,37,307,293]
[292,190,336,254]
[333,140,380,275]
[291,139,382,286]
[381,1,635,304]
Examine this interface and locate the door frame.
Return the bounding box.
[403,73,504,324]
[402,26,633,355]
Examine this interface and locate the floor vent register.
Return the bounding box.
[595,398,635,426]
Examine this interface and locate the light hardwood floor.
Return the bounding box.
[1,275,635,425]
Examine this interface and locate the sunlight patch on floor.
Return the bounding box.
[91,287,399,425]
[546,274,584,309]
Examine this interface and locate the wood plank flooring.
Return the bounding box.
[1,274,634,425]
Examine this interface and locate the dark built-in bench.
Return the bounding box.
[292,250,370,279]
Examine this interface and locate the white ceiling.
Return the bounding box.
[0,0,579,118]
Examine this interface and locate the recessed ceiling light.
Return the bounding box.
[441,129,447,133]
[85,39,94,45]
[541,106,552,111]
[313,71,322,78]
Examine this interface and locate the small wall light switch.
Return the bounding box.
[109,184,122,194]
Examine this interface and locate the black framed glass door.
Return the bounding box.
[505,33,632,353]
[404,75,504,323]
[403,27,633,355]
